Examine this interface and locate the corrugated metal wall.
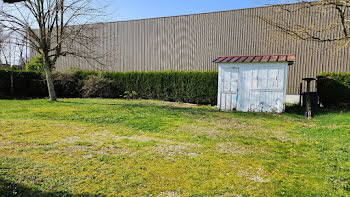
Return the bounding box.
[33,4,350,95]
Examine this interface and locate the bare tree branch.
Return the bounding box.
[257,0,350,49]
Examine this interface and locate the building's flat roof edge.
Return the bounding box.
[94,2,302,25]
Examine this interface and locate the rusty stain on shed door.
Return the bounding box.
[219,67,239,111]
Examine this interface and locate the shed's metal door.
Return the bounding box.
[219,67,239,111]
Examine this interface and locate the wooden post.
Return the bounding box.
[306,81,312,120]
[302,78,315,120]
[299,82,303,106]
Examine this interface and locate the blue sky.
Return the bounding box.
[110,0,263,21]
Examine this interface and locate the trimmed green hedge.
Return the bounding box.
[0,70,218,105]
[101,71,218,104]
[0,70,11,98]
[317,72,350,107]
[0,70,47,98]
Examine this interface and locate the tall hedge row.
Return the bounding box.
[0,70,10,97]
[317,72,350,107]
[98,71,218,104]
[0,70,218,105]
[0,70,47,98]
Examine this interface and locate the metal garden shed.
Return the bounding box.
[213,54,295,113]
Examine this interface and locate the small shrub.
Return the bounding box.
[317,72,350,107]
[26,55,53,71]
[81,74,118,98]
[122,91,138,99]
[26,55,44,71]
[53,71,82,98]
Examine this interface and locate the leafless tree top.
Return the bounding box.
[0,0,115,66]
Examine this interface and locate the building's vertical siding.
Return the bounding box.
[31,4,350,95]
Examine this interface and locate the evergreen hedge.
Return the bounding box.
[0,70,218,105]
[81,71,218,104]
[317,72,350,107]
[0,70,47,98]
[0,70,11,98]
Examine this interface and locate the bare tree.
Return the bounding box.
[0,30,27,68]
[0,0,113,101]
[258,0,350,50]
[0,28,7,66]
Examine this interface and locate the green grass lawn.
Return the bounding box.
[0,99,349,196]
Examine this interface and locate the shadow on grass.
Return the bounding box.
[5,98,345,120]
[58,99,218,115]
[0,97,45,100]
[0,178,105,197]
[285,105,305,116]
[285,104,348,116]
[58,99,285,118]
[57,99,295,121]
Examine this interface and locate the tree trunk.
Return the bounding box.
[43,56,57,101]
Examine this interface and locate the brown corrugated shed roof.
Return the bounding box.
[213,54,295,65]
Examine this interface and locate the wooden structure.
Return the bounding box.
[214,54,295,112]
[303,78,316,119]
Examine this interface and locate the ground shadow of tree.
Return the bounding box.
[57,99,303,121]
[8,98,346,120]
[0,178,105,197]
[58,99,218,116]
[285,104,348,116]
[285,105,305,116]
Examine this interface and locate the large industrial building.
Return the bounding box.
[33,3,350,103]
